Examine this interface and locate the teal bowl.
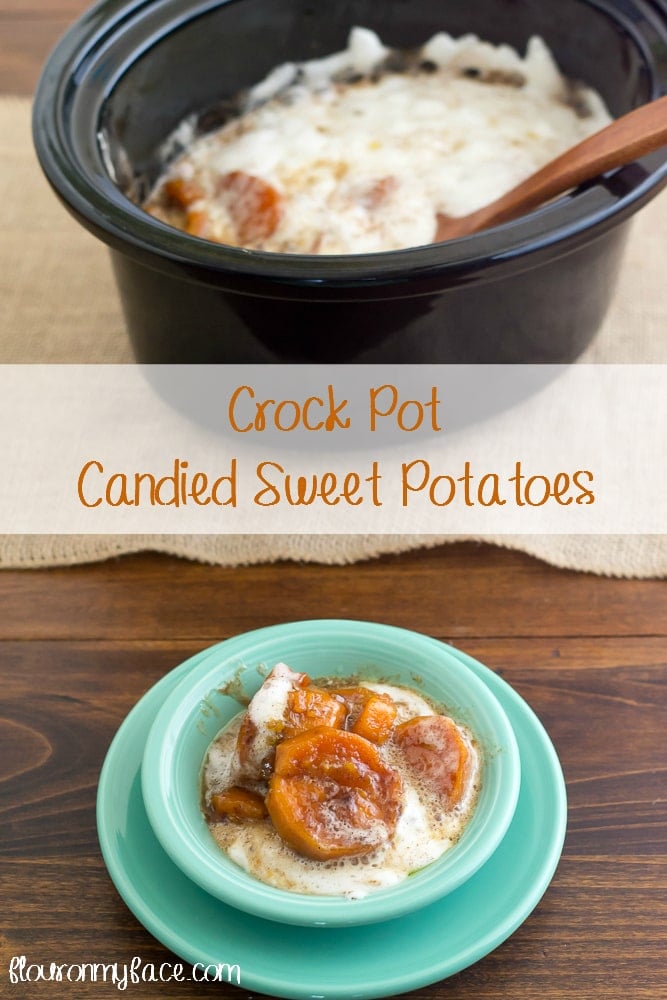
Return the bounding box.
[142,620,520,927]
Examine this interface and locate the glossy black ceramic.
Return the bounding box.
[33,0,667,363]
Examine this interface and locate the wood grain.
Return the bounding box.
[1,631,665,999]
[2,3,666,998]
[0,0,90,95]
[1,544,665,642]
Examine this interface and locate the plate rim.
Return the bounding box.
[141,620,521,927]
[97,636,567,1000]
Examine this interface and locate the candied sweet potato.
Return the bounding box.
[283,687,346,738]
[393,715,470,808]
[351,692,397,744]
[217,171,283,243]
[185,209,211,239]
[329,686,397,743]
[210,786,267,822]
[266,727,402,860]
[328,686,369,728]
[164,176,205,208]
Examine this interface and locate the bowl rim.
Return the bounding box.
[32,0,667,291]
[141,619,521,927]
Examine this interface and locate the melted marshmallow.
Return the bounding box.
[146,28,611,254]
[203,680,479,898]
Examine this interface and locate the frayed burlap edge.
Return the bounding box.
[1,534,665,578]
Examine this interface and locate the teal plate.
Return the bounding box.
[97,641,567,1000]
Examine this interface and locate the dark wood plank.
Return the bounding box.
[0,17,78,94]
[1,637,664,999]
[0,1,90,95]
[1,544,665,642]
[0,2,89,12]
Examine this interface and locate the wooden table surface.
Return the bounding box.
[2,4,666,999]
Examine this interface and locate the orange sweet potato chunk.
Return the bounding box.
[218,171,283,244]
[184,209,212,238]
[328,686,368,726]
[329,686,397,742]
[164,176,205,208]
[210,786,267,822]
[393,715,470,808]
[351,692,397,744]
[266,727,402,860]
[283,687,346,738]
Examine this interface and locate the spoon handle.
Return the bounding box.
[436,93,667,241]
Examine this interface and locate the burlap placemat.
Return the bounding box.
[1,97,665,575]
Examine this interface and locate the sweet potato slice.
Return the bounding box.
[393,715,470,808]
[217,171,283,244]
[351,692,397,744]
[329,686,396,742]
[236,664,309,778]
[210,786,267,822]
[185,209,211,239]
[328,686,369,728]
[164,176,205,209]
[266,727,402,860]
[283,687,346,738]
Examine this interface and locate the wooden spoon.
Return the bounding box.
[434,93,667,242]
